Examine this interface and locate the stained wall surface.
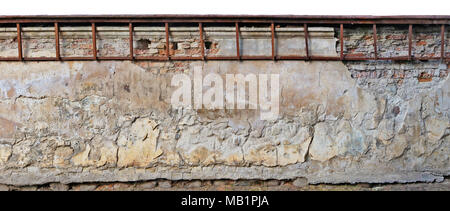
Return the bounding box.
[0,25,448,186]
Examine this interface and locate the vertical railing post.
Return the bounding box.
[91,23,97,60]
[373,24,378,60]
[199,22,205,60]
[271,22,275,60]
[408,24,412,60]
[441,24,446,60]
[129,22,134,60]
[17,23,23,60]
[235,22,240,60]
[55,22,60,60]
[165,22,170,59]
[340,24,344,60]
[304,23,310,59]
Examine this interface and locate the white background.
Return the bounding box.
[0,0,448,15]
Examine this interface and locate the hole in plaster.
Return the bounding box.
[205,41,213,49]
[136,39,151,50]
[171,42,178,50]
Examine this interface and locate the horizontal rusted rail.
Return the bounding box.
[0,15,449,24]
[0,15,448,62]
[1,56,446,62]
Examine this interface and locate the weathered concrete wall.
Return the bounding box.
[0,25,448,186]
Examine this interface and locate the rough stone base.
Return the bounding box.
[1,178,449,191]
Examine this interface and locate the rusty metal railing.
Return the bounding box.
[0,15,448,62]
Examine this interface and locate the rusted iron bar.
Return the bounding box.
[97,56,130,60]
[271,22,275,60]
[373,24,378,60]
[304,24,310,59]
[1,15,449,25]
[55,22,60,60]
[344,56,376,60]
[408,24,412,60]
[311,56,341,61]
[0,55,445,62]
[348,56,442,61]
[276,56,308,60]
[415,56,443,60]
[1,56,270,61]
[378,56,410,61]
[91,23,97,59]
[0,57,21,61]
[235,22,240,60]
[170,56,203,60]
[16,23,22,60]
[129,23,134,60]
[199,23,205,60]
[441,24,446,60]
[23,57,58,61]
[165,22,170,59]
[3,19,447,25]
[282,55,442,61]
[340,24,344,60]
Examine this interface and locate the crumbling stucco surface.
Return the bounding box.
[0,25,448,186]
[0,59,448,185]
